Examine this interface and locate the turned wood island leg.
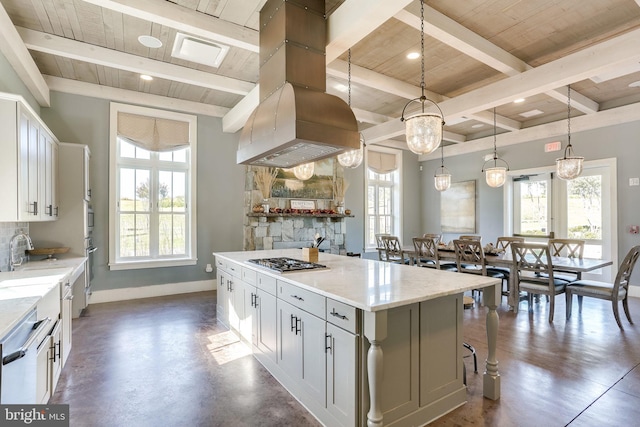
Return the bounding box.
[364,310,388,427]
[482,283,501,400]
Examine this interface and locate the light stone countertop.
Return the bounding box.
[213,249,500,312]
[0,257,86,339]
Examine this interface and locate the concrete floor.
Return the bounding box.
[51,291,640,426]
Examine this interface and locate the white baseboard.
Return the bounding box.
[90,279,216,304]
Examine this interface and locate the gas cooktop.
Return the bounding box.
[246,257,328,273]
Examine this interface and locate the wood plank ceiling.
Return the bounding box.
[1,0,640,159]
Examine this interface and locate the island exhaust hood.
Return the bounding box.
[237,0,359,168]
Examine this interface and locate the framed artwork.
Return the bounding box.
[441,180,476,233]
[271,158,335,199]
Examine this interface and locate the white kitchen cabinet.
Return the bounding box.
[0,93,59,222]
[61,279,74,366]
[216,270,229,328]
[36,334,52,404]
[277,299,326,405]
[254,288,277,364]
[326,323,358,426]
[50,319,63,394]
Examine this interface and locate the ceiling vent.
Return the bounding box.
[171,32,229,68]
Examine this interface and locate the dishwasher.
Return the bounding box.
[0,309,51,404]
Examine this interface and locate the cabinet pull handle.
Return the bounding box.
[46,204,52,216]
[295,317,301,335]
[227,279,233,292]
[330,309,348,321]
[88,189,91,198]
[54,206,59,216]
[290,294,304,301]
[325,333,333,354]
[56,341,61,359]
[290,314,296,332]
[253,293,258,308]
[30,201,38,215]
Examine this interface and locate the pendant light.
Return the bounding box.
[293,162,314,180]
[338,49,364,168]
[434,141,451,191]
[400,0,445,156]
[482,107,509,188]
[556,85,584,180]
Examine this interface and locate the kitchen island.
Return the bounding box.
[213,249,500,426]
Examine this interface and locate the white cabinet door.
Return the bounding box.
[278,300,302,381]
[255,289,277,363]
[83,146,91,201]
[50,320,63,394]
[41,130,58,220]
[238,281,253,342]
[216,271,229,328]
[278,300,326,404]
[300,308,326,405]
[326,323,358,426]
[228,275,242,332]
[36,335,52,404]
[18,107,41,220]
[61,283,73,367]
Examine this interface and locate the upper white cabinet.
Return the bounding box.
[0,93,59,222]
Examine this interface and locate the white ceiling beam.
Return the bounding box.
[222,85,259,133]
[428,101,640,159]
[0,3,49,106]
[363,28,640,144]
[18,27,255,96]
[81,0,259,52]
[326,0,413,63]
[45,75,229,117]
[395,6,599,114]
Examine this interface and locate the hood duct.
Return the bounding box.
[237,0,359,168]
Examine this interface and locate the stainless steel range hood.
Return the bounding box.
[237,0,359,168]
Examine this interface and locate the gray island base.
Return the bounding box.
[213,249,500,426]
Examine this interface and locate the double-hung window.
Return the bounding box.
[365,148,402,250]
[109,103,197,270]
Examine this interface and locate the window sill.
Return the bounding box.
[109,258,198,271]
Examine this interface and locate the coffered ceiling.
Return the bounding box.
[1,0,640,159]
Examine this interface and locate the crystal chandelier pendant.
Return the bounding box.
[434,170,451,191]
[405,113,443,155]
[338,133,364,168]
[556,153,584,180]
[485,166,507,188]
[293,162,314,180]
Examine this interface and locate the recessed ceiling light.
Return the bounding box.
[334,83,348,93]
[406,52,420,60]
[471,124,484,128]
[519,109,544,118]
[629,81,640,88]
[140,74,153,81]
[138,35,163,49]
[514,98,526,103]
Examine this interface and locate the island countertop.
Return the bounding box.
[213,249,500,312]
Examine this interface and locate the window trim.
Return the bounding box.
[108,102,198,270]
[364,146,402,252]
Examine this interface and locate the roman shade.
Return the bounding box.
[368,151,397,174]
[117,112,190,152]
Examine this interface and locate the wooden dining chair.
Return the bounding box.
[453,239,505,299]
[496,236,524,251]
[459,235,482,242]
[548,238,585,282]
[566,245,640,329]
[375,233,390,261]
[422,233,442,242]
[511,242,567,322]
[413,237,456,271]
[493,237,525,297]
[381,235,411,264]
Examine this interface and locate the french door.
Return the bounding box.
[506,159,617,281]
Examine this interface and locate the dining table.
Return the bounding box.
[432,248,613,311]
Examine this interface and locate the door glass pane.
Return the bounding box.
[566,176,602,240]
[516,179,549,236]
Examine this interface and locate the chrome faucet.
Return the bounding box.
[10,233,34,271]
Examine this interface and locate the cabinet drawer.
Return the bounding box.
[226,261,241,278]
[242,267,257,285]
[278,281,325,319]
[215,258,226,271]
[257,273,277,296]
[326,298,357,334]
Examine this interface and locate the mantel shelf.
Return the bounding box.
[248,213,354,219]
